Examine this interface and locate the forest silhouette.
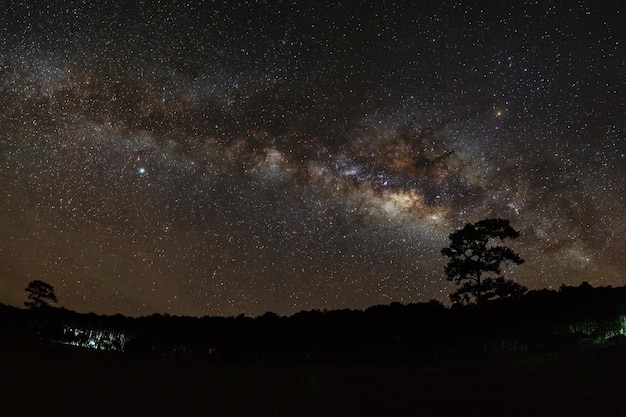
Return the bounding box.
[3,281,626,363]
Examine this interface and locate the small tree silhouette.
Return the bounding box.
[24,280,58,308]
[442,218,526,304]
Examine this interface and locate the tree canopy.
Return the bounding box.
[441,218,526,304]
[24,280,58,308]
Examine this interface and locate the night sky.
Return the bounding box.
[0,1,623,317]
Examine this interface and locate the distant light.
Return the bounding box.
[138,167,147,175]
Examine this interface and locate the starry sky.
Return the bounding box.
[0,1,624,317]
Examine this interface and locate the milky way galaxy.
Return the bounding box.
[0,1,624,316]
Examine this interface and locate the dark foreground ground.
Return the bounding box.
[2,336,626,417]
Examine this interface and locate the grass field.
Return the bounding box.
[2,336,626,416]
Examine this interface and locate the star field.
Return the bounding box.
[0,1,624,317]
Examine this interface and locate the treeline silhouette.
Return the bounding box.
[3,282,626,363]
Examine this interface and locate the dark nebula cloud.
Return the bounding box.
[0,1,624,316]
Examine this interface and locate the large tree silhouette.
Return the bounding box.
[24,280,58,308]
[442,218,526,304]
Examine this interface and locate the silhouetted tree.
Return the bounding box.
[442,218,526,304]
[24,280,58,308]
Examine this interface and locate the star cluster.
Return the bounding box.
[0,1,624,316]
